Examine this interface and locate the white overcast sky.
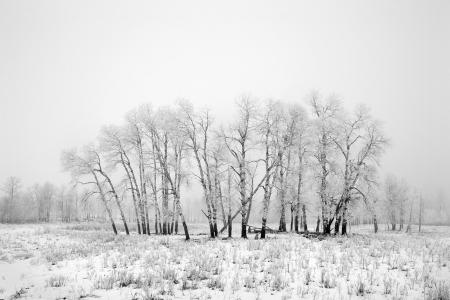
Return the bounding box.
[0,0,449,200]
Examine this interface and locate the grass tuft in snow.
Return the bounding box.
[46,274,68,287]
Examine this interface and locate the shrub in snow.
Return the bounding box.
[46,274,68,287]
[427,279,450,300]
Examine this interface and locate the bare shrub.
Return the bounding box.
[46,275,68,287]
[427,280,450,300]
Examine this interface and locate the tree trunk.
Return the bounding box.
[227,167,232,238]
[170,198,176,235]
[153,197,161,235]
[373,215,378,233]
[219,196,255,234]
[228,214,232,238]
[192,147,214,238]
[279,209,287,231]
[93,172,117,235]
[261,166,277,239]
[302,205,308,232]
[419,195,423,232]
[315,216,320,232]
[406,198,413,233]
[399,199,404,231]
[261,217,267,239]
[99,170,129,235]
[241,195,248,239]
[290,206,294,232]
[295,153,303,233]
[213,222,218,238]
[209,222,215,238]
[173,194,189,240]
[162,171,169,235]
[133,184,145,235]
[144,195,150,235]
[341,199,349,235]
[203,204,214,238]
[136,135,150,235]
[278,166,287,232]
[175,214,179,234]
[318,148,330,235]
[260,129,279,239]
[118,206,129,235]
[241,198,248,239]
[181,221,189,240]
[135,209,141,234]
[212,196,218,237]
[217,182,227,228]
[110,221,118,235]
[121,157,141,234]
[323,217,331,234]
[341,218,347,235]
[245,195,253,229]
[140,200,147,235]
[241,217,247,239]
[239,152,248,238]
[341,206,348,235]
[151,144,160,235]
[334,215,341,234]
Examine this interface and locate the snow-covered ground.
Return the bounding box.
[0,224,449,300]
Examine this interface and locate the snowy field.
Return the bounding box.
[0,224,449,300]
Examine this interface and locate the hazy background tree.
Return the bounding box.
[1,177,21,223]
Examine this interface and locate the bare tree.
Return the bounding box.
[126,110,151,235]
[310,93,341,234]
[62,147,118,234]
[332,105,388,234]
[398,182,409,231]
[288,104,310,233]
[258,100,283,238]
[222,97,254,238]
[276,105,298,232]
[178,100,217,238]
[222,96,271,238]
[226,166,233,238]
[1,177,21,223]
[32,182,55,222]
[149,141,162,234]
[383,175,408,231]
[211,140,228,232]
[351,178,380,233]
[406,190,416,233]
[142,106,190,240]
[384,175,399,230]
[90,147,130,235]
[100,124,142,234]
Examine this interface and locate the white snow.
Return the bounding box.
[0,224,449,299]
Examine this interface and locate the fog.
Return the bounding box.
[1,0,449,202]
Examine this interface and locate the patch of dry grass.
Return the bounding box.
[1,224,450,299]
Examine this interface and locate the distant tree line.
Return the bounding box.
[0,177,81,223]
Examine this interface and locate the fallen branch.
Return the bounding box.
[246,224,278,234]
